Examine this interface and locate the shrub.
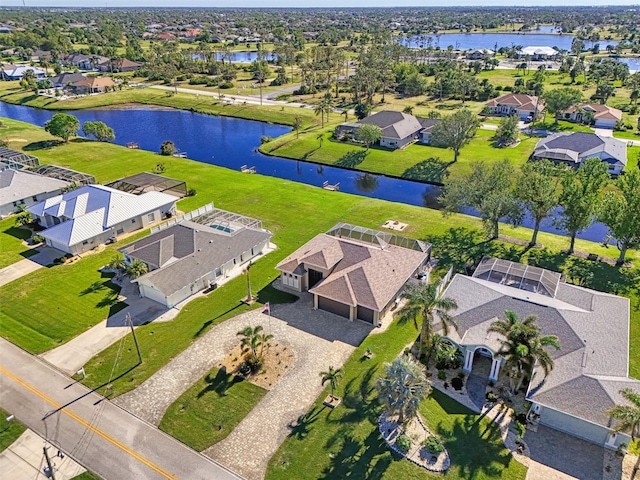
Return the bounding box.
[187,188,197,196]
[515,420,527,441]
[451,377,464,390]
[395,434,411,453]
[219,82,234,89]
[457,371,465,379]
[486,391,498,402]
[245,353,263,373]
[32,234,45,244]
[423,435,444,454]
[437,369,447,381]
[160,141,176,156]
[260,136,274,144]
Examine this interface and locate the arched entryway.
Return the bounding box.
[462,346,502,382]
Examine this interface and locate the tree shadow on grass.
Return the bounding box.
[193,302,244,338]
[256,282,298,305]
[287,406,324,440]
[320,428,393,480]
[426,227,500,273]
[402,157,452,184]
[23,140,63,151]
[335,150,368,168]
[80,280,109,296]
[196,368,243,399]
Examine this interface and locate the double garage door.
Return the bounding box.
[317,297,375,324]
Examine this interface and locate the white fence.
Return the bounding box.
[436,266,454,298]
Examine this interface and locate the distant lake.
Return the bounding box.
[0,102,611,243]
[192,52,269,63]
[610,57,640,72]
[399,33,617,51]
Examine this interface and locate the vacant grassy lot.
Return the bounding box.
[0,217,37,269]
[159,367,267,451]
[266,320,527,480]
[0,408,26,453]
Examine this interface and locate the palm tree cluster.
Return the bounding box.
[488,311,561,394]
[376,357,431,425]
[608,388,640,441]
[236,325,273,373]
[395,281,458,361]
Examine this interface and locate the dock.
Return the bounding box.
[322,181,340,191]
[172,152,188,158]
[240,165,256,174]
[127,142,139,149]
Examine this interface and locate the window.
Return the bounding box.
[12,201,18,207]
[131,219,136,224]
[116,228,124,234]
[215,268,222,277]
[82,240,88,245]
[32,195,38,202]
[233,258,237,265]
[147,213,155,222]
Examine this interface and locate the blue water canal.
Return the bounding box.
[0,102,609,243]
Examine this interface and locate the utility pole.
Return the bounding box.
[127,313,142,364]
[43,446,56,480]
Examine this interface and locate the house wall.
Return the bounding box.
[594,118,616,129]
[139,283,169,307]
[537,405,630,449]
[1,189,65,217]
[380,135,414,149]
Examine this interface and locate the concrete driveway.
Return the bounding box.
[0,246,62,288]
[524,425,606,480]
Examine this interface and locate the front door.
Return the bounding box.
[309,269,323,288]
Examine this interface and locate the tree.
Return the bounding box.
[376,357,431,425]
[488,310,561,394]
[395,280,458,360]
[82,121,115,142]
[607,388,640,441]
[160,140,177,156]
[293,116,302,139]
[237,325,265,358]
[517,160,561,246]
[493,114,519,147]
[595,82,615,105]
[14,210,32,226]
[430,109,480,163]
[556,158,610,254]
[356,124,382,150]
[354,102,371,120]
[44,113,80,143]
[441,159,522,239]
[543,87,583,124]
[107,253,126,271]
[320,366,343,400]
[597,169,640,265]
[314,100,331,128]
[125,259,148,279]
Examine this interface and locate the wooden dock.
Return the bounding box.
[126,142,139,149]
[322,181,340,191]
[172,151,188,158]
[240,165,256,174]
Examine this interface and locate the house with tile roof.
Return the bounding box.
[441,257,639,450]
[97,58,142,73]
[0,169,68,217]
[50,72,86,89]
[484,93,545,120]
[334,111,440,149]
[561,103,622,129]
[120,207,272,308]
[28,185,177,254]
[72,76,116,94]
[276,223,431,324]
[532,132,627,174]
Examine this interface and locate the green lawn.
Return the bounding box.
[159,368,267,451]
[0,216,38,269]
[70,472,102,480]
[266,320,527,480]
[0,408,26,453]
[261,127,538,184]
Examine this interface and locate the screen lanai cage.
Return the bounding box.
[105,172,187,197]
[34,165,96,185]
[0,147,39,170]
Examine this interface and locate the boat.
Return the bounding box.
[240,165,257,174]
[172,152,188,158]
[322,181,340,191]
[126,142,139,149]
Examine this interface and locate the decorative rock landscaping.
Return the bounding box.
[378,411,450,472]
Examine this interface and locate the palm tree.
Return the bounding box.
[320,366,343,400]
[125,259,148,279]
[395,281,458,359]
[237,325,266,358]
[107,253,126,272]
[608,388,640,441]
[488,310,561,394]
[376,357,431,424]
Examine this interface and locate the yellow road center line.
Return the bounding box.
[0,365,178,480]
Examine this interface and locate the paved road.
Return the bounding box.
[0,338,243,480]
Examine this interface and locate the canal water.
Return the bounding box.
[0,102,610,242]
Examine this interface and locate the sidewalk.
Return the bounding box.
[0,429,86,480]
[0,246,62,288]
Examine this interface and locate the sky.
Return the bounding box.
[1,0,639,7]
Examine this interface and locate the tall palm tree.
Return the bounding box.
[376,357,431,424]
[608,388,640,441]
[488,310,561,393]
[395,281,458,359]
[125,259,148,279]
[320,366,343,400]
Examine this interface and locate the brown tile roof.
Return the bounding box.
[276,233,428,311]
[485,93,545,112]
[564,103,622,121]
[73,76,116,88]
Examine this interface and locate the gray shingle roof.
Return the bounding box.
[0,169,68,206]
[358,111,423,140]
[442,261,632,429]
[121,220,272,296]
[533,132,627,167]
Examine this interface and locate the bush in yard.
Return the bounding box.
[395,434,411,453]
[32,234,45,244]
[451,376,464,390]
[160,141,177,156]
[437,369,447,381]
[423,435,444,454]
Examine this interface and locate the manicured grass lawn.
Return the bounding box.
[1,118,638,391]
[0,408,26,453]
[159,368,267,451]
[70,472,102,480]
[0,216,38,269]
[262,127,538,184]
[266,320,527,480]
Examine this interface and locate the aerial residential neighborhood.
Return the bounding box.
[0,4,639,480]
